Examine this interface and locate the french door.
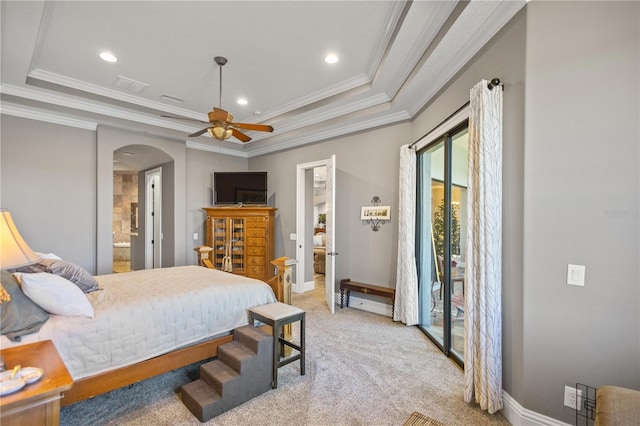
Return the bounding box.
[416,122,468,366]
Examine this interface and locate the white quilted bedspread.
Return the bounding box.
[2,266,276,380]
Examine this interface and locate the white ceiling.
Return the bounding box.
[1,1,525,162]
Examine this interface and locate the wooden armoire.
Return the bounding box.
[202,206,276,282]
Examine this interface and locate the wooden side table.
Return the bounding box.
[0,340,73,426]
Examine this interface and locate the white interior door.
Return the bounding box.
[296,155,337,313]
[145,168,162,269]
[324,155,336,313]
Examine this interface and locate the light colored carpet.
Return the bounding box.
[60,282,510,425]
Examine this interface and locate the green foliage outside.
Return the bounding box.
[432,199,460,258]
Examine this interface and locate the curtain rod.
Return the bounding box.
[408,77,502,149]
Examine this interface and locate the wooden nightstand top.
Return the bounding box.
[0,340,73,412]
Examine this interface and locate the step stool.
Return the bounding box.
[249,302,305,388]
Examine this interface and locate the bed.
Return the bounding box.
[0,261,278,405]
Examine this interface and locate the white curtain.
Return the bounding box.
[464,80,503,413]
[394,144,418,325]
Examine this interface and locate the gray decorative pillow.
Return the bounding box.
[0,270,50,342]
[16,258,99,293]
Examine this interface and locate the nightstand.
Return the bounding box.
[0,340,73,426]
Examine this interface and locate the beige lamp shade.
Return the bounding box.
[0,210,39,269]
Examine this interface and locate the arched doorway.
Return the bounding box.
[113,144,172,272]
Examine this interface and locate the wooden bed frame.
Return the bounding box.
[61,257,294,406]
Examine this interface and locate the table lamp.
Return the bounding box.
[0,209,40,303]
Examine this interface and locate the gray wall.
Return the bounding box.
[0,115,97,271]
[521,1,639,421]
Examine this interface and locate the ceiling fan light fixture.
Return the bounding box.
[209,125,233,140]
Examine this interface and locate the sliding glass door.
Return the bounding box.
[417,123,468,365]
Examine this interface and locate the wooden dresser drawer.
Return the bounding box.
[247,237,265,247]
[246,216,266,225]
[246,228,265,238]
[246,219,266,229]
[247,256,265,266]
[246,246,265,256]
[247,265,265,275]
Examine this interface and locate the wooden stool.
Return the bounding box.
[249,302,305,388]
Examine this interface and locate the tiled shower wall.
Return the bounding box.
[113,171,138,245]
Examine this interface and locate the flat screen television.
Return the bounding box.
[213,172,268,205]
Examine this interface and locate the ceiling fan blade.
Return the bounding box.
[188,128,210,138]
[232,128,252,142]
[233,122,274,133]
[161,115,209,124]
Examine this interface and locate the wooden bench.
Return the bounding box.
[339,278,396,317]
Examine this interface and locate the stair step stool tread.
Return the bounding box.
[218,340,259,373]
[234,325,272,352]
[200,360,239,392]
[181,379,221,405]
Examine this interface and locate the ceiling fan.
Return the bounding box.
[163,56,273,142]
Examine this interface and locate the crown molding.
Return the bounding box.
[185,140,249,158]
[250,92,391,142]
[245,110,411,158]
[0,102,97,130]
[1,83,198,134]
[408,0,525,116]
[28,68,207,121]
[387,0,458,100]
[251,73,371,123]
[365,0,409,78]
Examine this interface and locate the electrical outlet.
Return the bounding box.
[564,385,583,411]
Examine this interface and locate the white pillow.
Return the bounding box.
[12,272,94,318]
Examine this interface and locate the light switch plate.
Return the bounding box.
[289,233,297,241]
[567,264,585,286]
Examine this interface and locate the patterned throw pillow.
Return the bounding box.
[0,270,49,342]
[15,258,99,293]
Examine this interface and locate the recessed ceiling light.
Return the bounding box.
[325,54,339,64]
[237,98,248,105]
[100,51,118,63]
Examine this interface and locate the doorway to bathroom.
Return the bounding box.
[112,170,138,273]
[112,145,172,273]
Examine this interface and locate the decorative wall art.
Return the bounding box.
[361,196,390,231]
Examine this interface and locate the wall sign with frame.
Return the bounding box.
[361,196,390,231]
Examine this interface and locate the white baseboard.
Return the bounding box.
[292,280,315,294]
[291,283,392,317]
[502,391,571,426]
[334,291,393,317]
